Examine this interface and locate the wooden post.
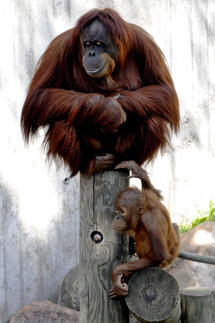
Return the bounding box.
[126,267,181,323]
[79,170,129,323]
[180,287,215,323]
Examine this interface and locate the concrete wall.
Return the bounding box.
[0,0,214,322]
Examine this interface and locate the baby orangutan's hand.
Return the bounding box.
[108,273,128,298]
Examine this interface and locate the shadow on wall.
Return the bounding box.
[0,170,80,323]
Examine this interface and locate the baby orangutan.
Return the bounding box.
[108,160,180,298]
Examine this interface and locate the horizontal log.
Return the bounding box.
[126,267,181,323]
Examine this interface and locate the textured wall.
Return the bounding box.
[146,0,215,224]
[0,0,215,322]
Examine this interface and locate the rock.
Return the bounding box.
[6,301,79,323]
[58,264,80,311]
[168,221,215,290]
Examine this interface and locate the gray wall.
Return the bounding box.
[0,0,214,322]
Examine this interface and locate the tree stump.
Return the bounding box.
[126,267,181,323]
[180,287,215,323]
[79,170,129,323]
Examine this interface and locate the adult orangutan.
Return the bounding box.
[21,8,180,176]
[108,161,180,298]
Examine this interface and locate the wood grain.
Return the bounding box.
[181,287,215,323]
[126,267,181,323]
[79,170,129,323]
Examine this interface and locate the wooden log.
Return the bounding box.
[79,170,130,323]
[180,287,215,323]
[126,267,181,323]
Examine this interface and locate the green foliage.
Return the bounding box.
[208,200,215,221]
[179,224,192,234]
[179,200,215,234]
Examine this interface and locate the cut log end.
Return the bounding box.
[126,267,181,323]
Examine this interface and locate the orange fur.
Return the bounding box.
[109,161,180,298]
[21,9,179,176]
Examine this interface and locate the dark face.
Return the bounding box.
[111,188,145,233]
[112,192,132,233]
[112,205,129,233]
[81,19,118,78]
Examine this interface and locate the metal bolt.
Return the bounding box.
[64,177,69,185]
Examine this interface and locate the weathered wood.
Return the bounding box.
[79,170,129,323]
[180,287,215,323]
[129,313,141,323]
[126,267,181,323]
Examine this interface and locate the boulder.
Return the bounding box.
[6,301,79,323]
[58,264,80,311]
[168,221,215,290]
